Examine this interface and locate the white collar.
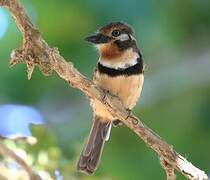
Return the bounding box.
[99,53,139,70]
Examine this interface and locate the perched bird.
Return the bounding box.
[77,22,144,174]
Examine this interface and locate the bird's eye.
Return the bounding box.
[112,30,121,37]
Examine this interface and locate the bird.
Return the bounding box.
[77,22,144,175]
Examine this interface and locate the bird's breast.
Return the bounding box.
[91,71,144,121]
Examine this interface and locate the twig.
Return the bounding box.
[161,157,176,180]
[0,0,209,179]
[0,140,41,180]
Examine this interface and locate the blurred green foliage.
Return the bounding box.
[0,0,210,179]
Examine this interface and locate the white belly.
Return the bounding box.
[91,72,144,121]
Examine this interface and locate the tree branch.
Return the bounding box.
[160,157,176,180]
[0,0,208,179]
[0,140,41,180]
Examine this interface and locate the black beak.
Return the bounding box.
[85,33,110,44]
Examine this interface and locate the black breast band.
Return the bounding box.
[97,59,143,77]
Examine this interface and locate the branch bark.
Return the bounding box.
[161,157,176,180]
[0,0,208,179]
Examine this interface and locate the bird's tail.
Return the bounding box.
[77,115,112,175]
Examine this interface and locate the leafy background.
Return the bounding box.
[0,0,210,179]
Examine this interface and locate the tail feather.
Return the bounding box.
[77,115,111,175]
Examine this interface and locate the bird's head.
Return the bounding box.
[85,22,140,66]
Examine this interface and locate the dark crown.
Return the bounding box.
[99,22,134,35]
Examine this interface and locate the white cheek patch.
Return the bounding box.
[117,33,130,41]
[130,35,136,40]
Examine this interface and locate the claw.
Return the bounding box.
[102,89,109,102]
[113,120,123,127]
[126,108,132,116]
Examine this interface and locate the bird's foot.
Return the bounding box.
[126,108,132,117]
[113,120,123,127]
